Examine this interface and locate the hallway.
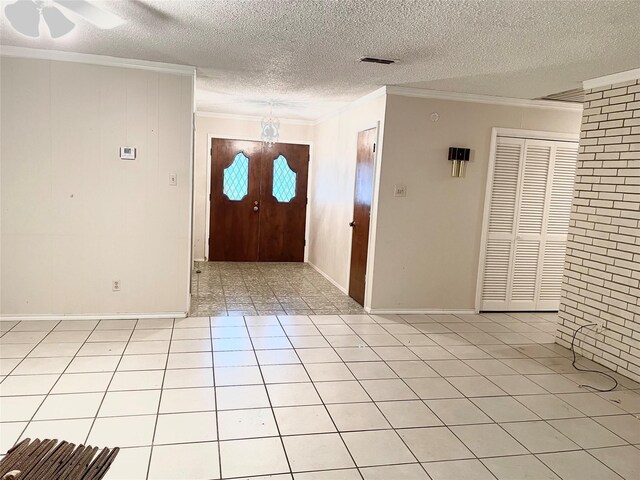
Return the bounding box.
[190,262,365,317]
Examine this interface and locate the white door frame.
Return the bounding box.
[475,127,580,313]
[345,121,381,312]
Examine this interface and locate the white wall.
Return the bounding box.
[0,57,193,317]
[308,92,387,297]
[370,94,583,312]
[557,76,640,382]
[193,114,313,260]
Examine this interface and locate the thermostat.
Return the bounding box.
[119,147,136,160]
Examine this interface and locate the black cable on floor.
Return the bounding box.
[570,323,618,392]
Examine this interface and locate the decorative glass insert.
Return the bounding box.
[272,155,296,202]
[223,152,249,201]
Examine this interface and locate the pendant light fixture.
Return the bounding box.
[261,102,280,145]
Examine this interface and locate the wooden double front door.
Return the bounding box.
[209,138,309,262]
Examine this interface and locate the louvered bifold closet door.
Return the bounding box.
[538,142,578,309]
[481,136,578,312]
[510,140,553,310]
[481,137,524,310]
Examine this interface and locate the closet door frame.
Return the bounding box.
[475,128,579,313]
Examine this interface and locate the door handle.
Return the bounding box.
[253,200,259,212]
[349,221,356,227]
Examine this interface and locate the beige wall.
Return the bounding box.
[370,94,582,311]
[193,114,313,260]
[308,93,387,296]
[0,57,193,317]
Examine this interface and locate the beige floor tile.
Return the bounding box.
[451,424,528,457]
[34,392,103,420]
[327,402,390,431]
[398,426,474,462]
[360,378,418,401]
[501,421,579,453]
[218,408,278,440]
[312,380,369,404]
[0,395,45,421]
[423,459,495,480]
[216,385,270,410]
[267,382,321,407]
[159,387,215,413]
[342,429,415,467]
[482,455,560,480]
[220,437,288,477]
[149,441,220,480]
[283,433,354,472]
[588,445,640,480]
[274,405,336,435]
[376,400,442,428]
[154,411,217,444]
[538,450,624,480]
[549,417,626,449]
[361,464,429,479]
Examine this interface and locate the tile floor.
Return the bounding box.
[1,312,639,480]
[190,262,365,317]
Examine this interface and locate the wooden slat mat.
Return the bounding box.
[0,439,119,480]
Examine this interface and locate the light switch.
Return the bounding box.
[169,173,177,186]
[394,184,407,197]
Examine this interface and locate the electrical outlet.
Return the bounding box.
[169,173,177,186]
[112,280,121,292]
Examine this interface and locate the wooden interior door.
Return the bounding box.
[348,128,377,305]
[209,139,262,261]
[259,143,310,262]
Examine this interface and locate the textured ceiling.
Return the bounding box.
[2,0,639,120]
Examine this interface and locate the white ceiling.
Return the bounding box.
[2,0,639,120]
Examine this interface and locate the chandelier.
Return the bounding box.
[261,103,280,145]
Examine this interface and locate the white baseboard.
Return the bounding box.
[307,262,348,295]
[368,308,477,315]
[194,258,206,262]
[0,312,188,321]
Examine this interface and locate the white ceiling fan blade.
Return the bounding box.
[55,0,125,29]
[4,0,40,37]
[42,6,75,39]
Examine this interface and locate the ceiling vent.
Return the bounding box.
[538,88,584,103]
[360,57,395,65]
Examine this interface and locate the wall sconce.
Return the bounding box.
[448,147,470,177]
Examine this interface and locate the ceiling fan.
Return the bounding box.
[4,0,125,39]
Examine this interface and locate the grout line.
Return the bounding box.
[209,315,223,480]
[144,317,176,480]
[240,314,296,477]
[83,319,140,445]
[10,318,89,442]
[268,316,366,480]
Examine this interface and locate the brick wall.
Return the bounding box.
[556,77,640,382]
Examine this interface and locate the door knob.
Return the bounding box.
[253,206,259,212]
[349,221,356,227]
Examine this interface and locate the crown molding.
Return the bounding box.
[313,86,388,125]
[583,68,640,90]
[386,85,583,112]
[196,111,315,126]
[0,46,196,76]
